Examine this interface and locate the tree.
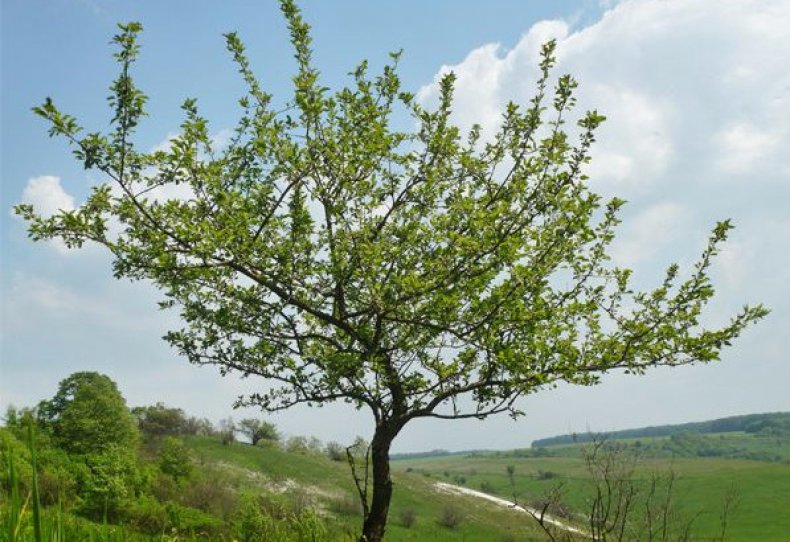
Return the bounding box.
[325,441,345,462]
[36,372,142,519]
[217,417,236,445]
[132,402,188,438]
[17,3,767,540]
[238,418,279,446]
[158,436,193,482]
[38,372,139,456]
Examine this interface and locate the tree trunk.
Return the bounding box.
[360,424,396,542]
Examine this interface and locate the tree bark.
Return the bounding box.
[360,423,396,542]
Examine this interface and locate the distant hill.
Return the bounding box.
[531,411,790,448]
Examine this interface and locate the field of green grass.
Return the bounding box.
[184,436,548,541]
[5,425,788,540]
[393,450,790,541]
[535,431,790,464]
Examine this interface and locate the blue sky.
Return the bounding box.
[2,0,789,452]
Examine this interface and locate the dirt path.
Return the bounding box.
[434,481,589,537]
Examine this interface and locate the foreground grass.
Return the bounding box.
[393,452,790,541]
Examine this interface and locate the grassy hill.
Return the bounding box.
[182,436,546,541]
[2,428,551,541]
[392,416,790,542]
[394,452,790,541]
[531,411,790,450]
[5,412,789,540]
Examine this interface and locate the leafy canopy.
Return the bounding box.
[238,419,279,446]
[38,372,139,456]
[18,3,767,433]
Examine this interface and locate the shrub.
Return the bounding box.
[399,507,416,528]
[165,501,223,534]
[76,445,143,521]
[233,493,328,542]
[325,441,344,461]
[535,469,558,480]
[158,436,193,482]
[527,498,573,519]
[437,505,464,529]
[330,494,362,517]
[289,487,315,514]
[125,497,224,536]
[149,470,179,502]
[218,417,236,445]
[125,495,169,533]
[181,468,239,520]
[480,480,494,493]
[285,436,309,454]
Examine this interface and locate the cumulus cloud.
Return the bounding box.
[415,0,790,328]
[417,0,790,195]
[610,201,689,267]
[18,175,75,217]
[14,176,77,254]
[715,123,782,175]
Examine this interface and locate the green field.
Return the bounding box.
[393,450,790,541]
[5,415,789,541]
[184,436,546,541]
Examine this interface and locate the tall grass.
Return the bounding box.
[27,426,41,542]
[2,433,26,541]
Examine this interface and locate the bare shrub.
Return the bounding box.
[399,507,416,528]
[331,494,363,517]
[437,505,464,529]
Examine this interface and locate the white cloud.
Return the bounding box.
[18,175,75,217]
[15,176,77,254]
[417,0,790,194]
[715,123,781,175]
[716,237,753,288]
[610,201,689,267]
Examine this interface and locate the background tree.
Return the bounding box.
[238,418,279,446]
[17,2,767,540]
[38,372,138,456]
[183,415,215,436]
[217,417,236,446]
[158,436,193,482]
[132,402,188,438]
[325,441,345,462]
[36,372,142,519]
